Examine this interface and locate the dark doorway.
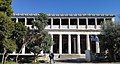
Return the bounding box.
[62,35,68,53]
[80,35,87,54]
[90,35,96,53]
[53,35,59,53]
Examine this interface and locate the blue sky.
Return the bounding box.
[12,0,120,20]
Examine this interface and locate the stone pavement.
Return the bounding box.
[53,62,120,64]
[48,58,120,64]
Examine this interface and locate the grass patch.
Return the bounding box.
[0,61,16,64]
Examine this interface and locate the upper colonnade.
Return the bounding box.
[12,13,115,30]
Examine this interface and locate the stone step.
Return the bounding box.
[55,54,85,60]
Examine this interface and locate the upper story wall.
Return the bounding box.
[12,14,115,30]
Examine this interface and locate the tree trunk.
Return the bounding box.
[16,44,25,63]
[16,37,33,63]
[33,53,36,63]
[4,54,9,63]
[34,53,39,63]
[2,48,6,64]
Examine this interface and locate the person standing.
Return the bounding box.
[49,52,54,64]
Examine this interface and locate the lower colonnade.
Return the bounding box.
[49,34,100,55]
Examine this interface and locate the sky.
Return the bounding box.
[12,0,120,21]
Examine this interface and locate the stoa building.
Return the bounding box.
[12,13,115,58]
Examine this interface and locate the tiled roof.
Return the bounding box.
[13,13,115,17]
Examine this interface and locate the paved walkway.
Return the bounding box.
[48,58,120,64]
[39,62,120,64]
[53,62,120,64]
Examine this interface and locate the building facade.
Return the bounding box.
[12,14,115,58]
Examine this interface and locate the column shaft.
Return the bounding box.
[86,34,90,50]
[77,34,81,54]
[40,51,44,55]
[68,18,70,29]
[60,18,62,29]
[50,34,53,53]
[51,18,53,29]
[77,18,79,29]
[96,41,100,53]
[95,18,97,29]
[25,18,27,26]
[16,18,18,23]
[68,34,71,54]
[12,51,16,54]
[59,34,62,54]
[86,18,88,29]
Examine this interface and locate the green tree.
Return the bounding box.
[27,13,53,62]
[0,0,13,16]
[100,21,120,61]
[0,12,16,64]
[0,0,15,63]
[10,22,28,63]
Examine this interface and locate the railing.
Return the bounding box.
[87,25,95,29]
[61,25,68,29]
[69,25,77,29]
[52,25,60,29]
[26,25,101,30]
[45,25,51,29]
[78,25,86,29]
[96,25,101,29]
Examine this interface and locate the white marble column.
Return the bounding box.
[68,34,71,54]
[25,18,27,26]
[77,34,81,54]
[68,18,70,29]
[12,51,16,54]
[112,17,115,22]
[50,34,53,53]
[96,41,100,53]
[59,34,62,54]
[96,35,100,53]
[40,51,44,55]
[60,18,62,29]
[86,18,88,29]
[51,18,53,29]
[16,18,18,23]
[73,37,76,53]
[22,45,25,54]
[33,18,35,21]
[86,34,90,50]
[95,18,97,29]
[77,18,79,29]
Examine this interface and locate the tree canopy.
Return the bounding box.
[27,13,53,62]
[0,12,16,52]
[0,0,13,16]
[100,21,120,61]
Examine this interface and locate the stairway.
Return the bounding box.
[55,54,85,60]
